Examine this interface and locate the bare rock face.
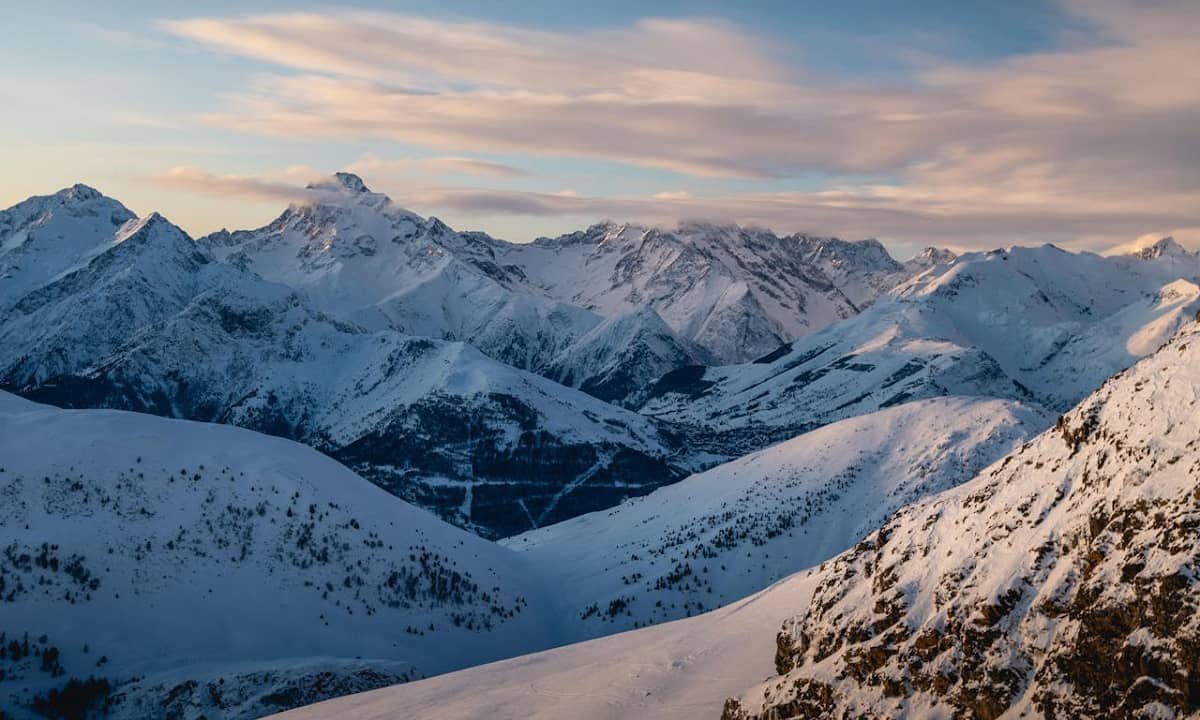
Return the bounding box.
[724,323,1200,719]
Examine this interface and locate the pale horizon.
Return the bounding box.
[4,1,1198,258]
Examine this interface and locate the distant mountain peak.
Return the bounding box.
[112,212,207,263]
[792,235,903,274]
[306,172,371,194]
[904,246,957,272]
[1131,235,1191,260]
[60,183,104,202]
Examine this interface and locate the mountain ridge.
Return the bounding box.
[0,192,698,539]
[725,318,1200,719]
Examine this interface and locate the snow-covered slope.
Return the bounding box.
[639,298,1033,452]
[0,190,693,539]
[642,243,1200,452]
[269,571,822,720]
[725,320,1200,719]
[199,175,709,399]
[792,236,907,308]
[276,319,1200,720]
[890,243,1200,408]
[504,397,1049,639]
[0,391,556,719]
[902,246,957,275]
[539,305,714,406]
[499,222,867,363]
[201,174,601,374]
[0,184,136,304]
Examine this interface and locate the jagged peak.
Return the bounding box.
[289,174,428,226]
[792,235,901,269]
[1130,235,1191,260]
[115,211,193,248]
[906,246,957,266]
[424,216,453,235]
[2,183,131,219]
[915,246,955,258]
[305,172,371,194]
[58,183,104,202]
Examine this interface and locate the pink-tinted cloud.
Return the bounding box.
[149,164,1196,252]
[152,165,317,203]
[347,154,526,178]
[159,3,1200,249]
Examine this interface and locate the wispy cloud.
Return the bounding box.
[78,22,165,51]
[159,2,1200,249]
[347,154,527,178]
[149,164,1196,251]
[402,184,1196,248]
[152,165,319,203]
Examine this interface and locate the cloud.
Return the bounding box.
[159,4,1200,249]
[148,163,1200,255]
[79,22,165,51]
[1103,229,1200,256]
[346,154,526,178]
[404,185,1199,248]
[152,165,319,203]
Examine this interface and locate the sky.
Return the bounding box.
[1,1,1197,258]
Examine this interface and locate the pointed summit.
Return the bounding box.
[903,246,957,273]
[1130,235,1192,260]
[333,172,369,193]
[306,172,370,194]
[58,183,104,202]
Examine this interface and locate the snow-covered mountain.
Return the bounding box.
[538,305,714,406]
[1125,234,1193,261]
[724,319,1200,719]
[504,397,1049,638]
[206,181,939,369]
[284,319,1200,720]
[639,299,1033,452]
[199,175,713,402]
[200,174,598,370]
[0,184,136,304]
[891,243,1200,408]
[642,243,1200,451]
[0,190,693,539]
[902,246,957,274]
[500,222,869,363]
[791,236,907,308]
[0,391,557,719]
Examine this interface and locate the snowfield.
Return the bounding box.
[504,396,1050,639]
[0,392,556,718]
[269,571,822,720]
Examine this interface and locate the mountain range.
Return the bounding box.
[2,177,1199,719]
[275,287,1200,720]
[0,184,697,539]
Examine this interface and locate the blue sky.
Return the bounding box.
[2,1,1196,256]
